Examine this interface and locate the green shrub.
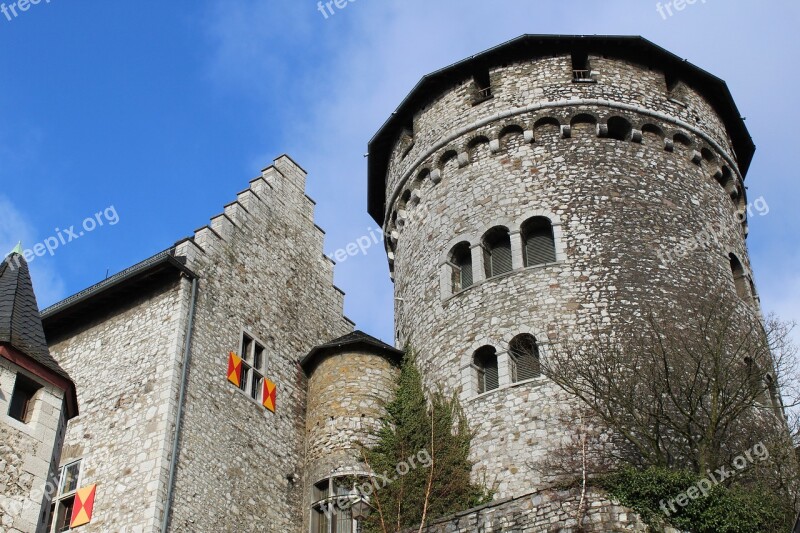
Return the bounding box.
[599,466,793,532]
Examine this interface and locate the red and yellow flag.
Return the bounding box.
[262,378,276,412]
[227,352,243,387]
[70,484,97,528]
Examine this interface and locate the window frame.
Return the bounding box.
[310,476,365,533]
[239,331,268,401]
[7,372,43,424]
[448,242,474,293]
[473,346,500,394]
[45,459,83,533]
[521,217,557,268]
[508,334,542,382]
[729,253,753,304]
[482,227,513,279]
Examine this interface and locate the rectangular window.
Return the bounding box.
[472,70,493,104]
[571,52,593,82]
[239,332,268,401]
[8,373,43,423]
[55,496,74,532]
[60,462,81,495]
[46,460,82,533]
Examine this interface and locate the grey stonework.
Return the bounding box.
[0,358,68,533]
[1,37,759,532]
[45,156,353,533]
[410,488,651,533]
[303,351,399,532]
[379,52,760,507]
[167,156,352,532]
[47,276,192,532]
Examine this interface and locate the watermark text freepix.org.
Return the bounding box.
[659,442,769,516]
[327,227,383,264]
[657,196,769,267]
[317,0,358,20]
[318,449,432,518]
[8,205,120,269]
[656,0,707,20]
[1,0,54,22]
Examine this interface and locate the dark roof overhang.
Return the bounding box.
[42,247,196,339]
[300,330,403,376]
[367,34,755,224]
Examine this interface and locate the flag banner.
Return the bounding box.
[70,484,97,528]
[227,352,243,387]
[262,378,276,412]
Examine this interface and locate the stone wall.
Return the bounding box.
[166,155,353,533]
[46,278,189,532]
[304,351,399,531]
[381,54,761,502]
[44,155,353,533]
[411,487,648,533]
[0,357,69,533]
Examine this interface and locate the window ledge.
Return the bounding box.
[443,260,565,304]
[466,376,548,403]
[228,384,271,415]
[3,413,38,436]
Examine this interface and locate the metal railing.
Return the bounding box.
[573,69,593,82]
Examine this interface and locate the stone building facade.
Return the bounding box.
[367,35,759,502]
[39,156,362,532]
[0,34,765,532]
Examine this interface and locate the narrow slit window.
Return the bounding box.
[729,254,752,302]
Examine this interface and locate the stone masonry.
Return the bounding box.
[0,34,763,533]
[369,35,760,503]
[43,156,353,532]
[0,358,69,533]
[303,345,401,532]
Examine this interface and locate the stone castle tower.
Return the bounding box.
[367,34,757,500]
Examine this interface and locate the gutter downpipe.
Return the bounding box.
[161,275,199,533]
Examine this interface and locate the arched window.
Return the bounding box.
[449,242,473,293]
[482,227,512,278]
[509,334,541,382]
[473,346,499,394]
[521,217,556,267]
[729,254,751,302]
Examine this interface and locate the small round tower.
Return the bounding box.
[367,35,758,498]
[301,331,402,530]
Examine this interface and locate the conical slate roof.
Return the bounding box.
[0,252,71,380]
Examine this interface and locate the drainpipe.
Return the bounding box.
[161,275,198,533]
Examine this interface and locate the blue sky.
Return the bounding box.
[0,1,797,346]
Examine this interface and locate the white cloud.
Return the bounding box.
[0,195,66,309]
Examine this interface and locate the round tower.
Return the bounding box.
[367,35,757,499]
[301,331,402,531]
